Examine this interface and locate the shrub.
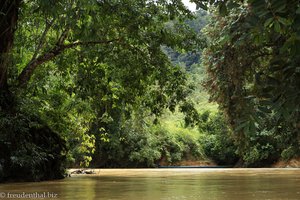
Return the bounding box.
[242,143,275,166]
[198,111,238,165]
[0,111,66,182]
[281,146,296,161]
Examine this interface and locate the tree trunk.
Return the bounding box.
[0,0,21,110]
[0,0,20,90]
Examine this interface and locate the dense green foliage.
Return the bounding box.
[86,10,225,168]
[92,113,204,167]
[0,0,204,181]
[1,0,299,183]
[202,0,300,165]
[0,112,66,181]
[198,111,237,165]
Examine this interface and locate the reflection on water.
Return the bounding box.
[0,169,300,200]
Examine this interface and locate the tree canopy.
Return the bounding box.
[0,0,201,181]
[202,0,300,165]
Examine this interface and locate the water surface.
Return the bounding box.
[0,169,299,200]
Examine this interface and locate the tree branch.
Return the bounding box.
[29,18,54,63]
[17,38,120,87]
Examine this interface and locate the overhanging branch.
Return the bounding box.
[17,38,121,88]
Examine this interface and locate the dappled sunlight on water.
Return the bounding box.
[0,169,300,200]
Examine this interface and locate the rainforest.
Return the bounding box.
[0,0,299,183]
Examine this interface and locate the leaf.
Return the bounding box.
[273,20,281,33]
[277,17,291,26]
[264,18,274,27]
[258,106,272,113]
[273,2,286,13]
[259,100,272,106]
[248,122,256,135]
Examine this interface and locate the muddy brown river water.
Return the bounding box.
[0,168,299,200]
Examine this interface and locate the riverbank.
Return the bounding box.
[272,157,300,168]
[68,168,300,177]
[68,158,300,176]
[163,160,216,167]
[156,157,300,168]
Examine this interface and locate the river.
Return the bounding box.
[0,169,299,200]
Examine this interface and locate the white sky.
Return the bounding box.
[182,0,197,12]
